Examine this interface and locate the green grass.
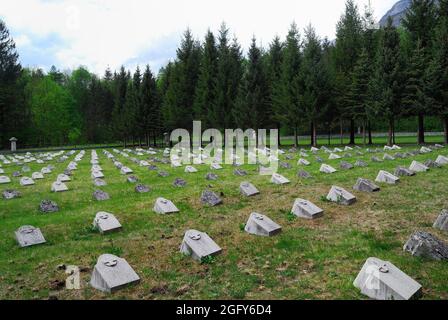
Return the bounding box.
[0,141,448,300]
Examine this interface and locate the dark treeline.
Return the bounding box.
[0,0,447,149]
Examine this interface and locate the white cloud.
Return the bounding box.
[0,0,397,74]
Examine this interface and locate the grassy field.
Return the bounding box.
[0,143,447,300]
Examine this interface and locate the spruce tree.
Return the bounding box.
[267,36,283,144]
[140,65,159,146]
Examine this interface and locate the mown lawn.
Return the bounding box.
[0,142,447,300]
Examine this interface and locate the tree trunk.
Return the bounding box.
[294,126,298,147]
[153,131,157,147]
[277,123,281,146]
[444,116,448,145]
[312,121,317,147]
[340,120,343,145]
[349,119,355,145]
[124,138,127,148]
[362,121,366,145]
[388,118,393,146]
[328,126,331,146]
[310,122,314,147]
[368,121,372,145]
[417,114,425,145]
[392,120,396,145]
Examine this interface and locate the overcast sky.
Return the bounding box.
[1,0,397,75]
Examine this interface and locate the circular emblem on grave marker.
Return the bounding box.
[254,214,264,220]
[104,259,118,267]
[189,233,201,241]
[379,264,389,273]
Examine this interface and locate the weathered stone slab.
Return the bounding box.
[409,161,429,172]
[93,212,122,234]
[403,231,448,261]
[91,165,102,171]
[375,170,399,184]
[354,160,368,167]
[329,153,341,160]
[15,225,46,248]
[383,153,395,161]
[297,170,312,179]
[171,160,182,167]
[12,171,22,177]
[210,163,222,170]
[320,164,337,174]
[93,178,107,186]
[93,190,110,201]
[0,176,11,184]
[57,174,71,182]
[51,181,68,192]
[205,173,218,181]
[153,197,179,214]
[315,156,324,163]
[39,200,59,213]
[326,186,356,205]
[423,159,440,168]
[135,184,150,193]
[353,257,422,300]
[173,178,187,187]
[180,230,222,261]
[120,166,133,175]
[201,190,222,206]
[127,175,138,183]
[41,167,51,174]
[420,146,432,154]
[271,173,290,185]
[234,169,247,176]
[371,156,382,163]
[91,170,104,179]
[394,152,405,159]
[148,164,158,171]
[20,177,35,186]
[2,189,21,200]
[22,166,31,173]
[32,172,44,180]
[90,254,140,293]
[158,170,169,177]
[245,212,281,236]
[433,209,448,232]
[436,155,448,165]
[240,181,259,197]
[353,178,380,193]
[394,166,415,177]
[291,198,324,219]
[259,166,273,175]
[184,165,198,173]
[340,161,354,170]
[280,162,292,169]
[298,158,310,166]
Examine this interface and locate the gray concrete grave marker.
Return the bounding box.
[180,229,222,261]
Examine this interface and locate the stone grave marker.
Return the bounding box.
[2,189,21,200]
[139,160,150,167]
[280,162,292,169]
[20,177,35,186]
[371,156,382,163]
[354,160,368,167]
[92,164,102,171]
[394,166,415,177]
[41,167,51,174]
[57,174,71,182]
[135,184,150,193]
[210,163,223,170]
[240,181,259,197]
[90,254,140,293]
[436,155,448,165]
[291,198,324,219]
[93,212,122,234]
[329,153,341,160]
[320,164,337,174]
[22,166,31,173]
[340,161,354,170]
[353,257,422,300]
[315,156,324,163]
[173,178,187,187]
[271,173,290,185]
[409,161,429,172]
[39,200,59,213]
[244,212,281,237]
[355,151,364,156]
[184,165,198,173]
[120,166,133,175]
[403,231,448,261]
[375,170,399,184]
[180,229,222,262]
[394,152,405,159]
[205,173,218,181]
[297,170,312,179]
[12,171,22,177]
[298,158,310,166]
[259,166,273,175]
[0,176,11,184]
[383,154,395,161]
[201,190,222,206]
[93,190,110,201]
[153,197,179,214]
[420,146,432,154]
[171,160,182,168]
[51,181,68,192]
[91,171,104,179]
[15,225,46,248]
[234,169,247,176]
[353,178,380,193]
[93,178,107,187]
[127,175,138,183]
[326,186,356,205]
[423,159,440,168]
[148,165,158,171]
[158,171,169,177]
[0,168,3,174]
[433,209,448,232]
[31,172,44,180]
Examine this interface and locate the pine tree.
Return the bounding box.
[334,0,363,144]
[0,19,22,148]
[233,37,269,130]
[193,30,218,127]
[370,18,403,146]
[273,22,302,146]
[402,0,437,144]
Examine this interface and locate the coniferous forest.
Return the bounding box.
[0,0,447,149]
